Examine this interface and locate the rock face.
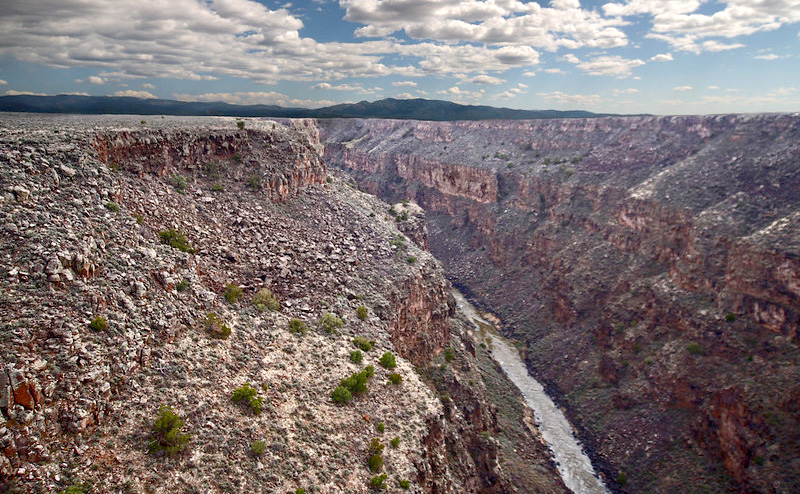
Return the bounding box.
[322,115,800,493]
[0,114,564,494]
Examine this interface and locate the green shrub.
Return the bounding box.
[176,278,189,292]
[158,228,195,253]
[388,373,402,385]
[350,350,363,364]
[58,483,91,494]
[616,472,627,486]
[148,405,190,457]
[251,440,266,456]
[444,347,455,362]
[398,479,410,490]
[232,383,263,415]
[687,342,704,356]
[224,283,243,304]
[357,305,368,321]
[369,437,385,455]
[320,312,344,333]
[353,336,375,351]
[296,489,306,494]
[288,318,309,334]
[390,235,406,250]
[169,174,187,194]
[725,312,737,322]
[253,288,280,312]
[331,385,352,404]
[379,352,396,369]
[248,174,261,190]
[364,365,375,378]
[406,256,416,264]
[369,474,387,490]
[236,120,245,130]
[105,202,120,212]
[368,453,383,472]
[89,316,107,332]
[204,312,231,339]
[341,369,369,394]
[211,183,224,192]
[376,422,385,433]
[390,437,400,448]
[134,214,144,224]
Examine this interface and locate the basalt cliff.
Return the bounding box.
[0,114,565,494]
[322,115,800,494]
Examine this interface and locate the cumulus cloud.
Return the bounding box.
[397,43,540,75]
[673,85,693,91]
[88,76,106,84]
[142,83,156,89]
[755,53,780,60]
[650,53,673,62]
[543,68,564,74]
[342,0,629,51]
[469,75,505,85]
[113,90,156,98]
[537,91,602,106]
[565,54,645,77]
[437,85,485,101]
[312,82,363,91]
[173,91,333,107]
[0,79,6,85]
[392,81,418,87]
[493,84,526,100]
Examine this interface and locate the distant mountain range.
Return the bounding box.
[0,94,615,121]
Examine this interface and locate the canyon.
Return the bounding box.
[0,114,564,493]
[321,114,800,494]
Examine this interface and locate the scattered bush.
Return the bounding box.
[134,214,144,224]
[296,489,306,494]
[364,365,375,378]
[253,288,280,312]
[236,120,245,130]
[390,437,400,448]
[687,342,704,356]
[331,385,352,404]
[89,316,107,332]
[288,318,309,335]
[169,174,187,194]
[369,474,387,490]
[368,453,383,472]
[350,350,363,364]
[224,283,243,304]
[233,153,242,163]
[204,312,231,339]
[353,336,375,351]
[105,202,120,212]
[389,235,405,250]
[248,174,261,190]
[58,483,91,494]
[148,405,190,457]
[388,373,402,385]
[379,352,396,369]
[444,347,455,362]
[232,383,263,415]
[158,228,195,253]
[211,183,224,192]
[725,312,737,322]
[616,472,628,486]
[357,305,368,321]
[398,479,410,489]
[406,256,416,264]
[376,422,385,433]
[320,312,344,333]
[176,278,189,292]
[369,437,385,455]
[251,440,266,456]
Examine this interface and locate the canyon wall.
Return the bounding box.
[0,114,563,493]
[322,114,800,493]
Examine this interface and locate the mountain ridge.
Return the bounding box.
[0,94,615,121]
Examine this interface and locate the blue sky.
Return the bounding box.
[0,0,798,114]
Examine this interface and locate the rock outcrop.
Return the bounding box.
[322,114,800,494]
[0,114,564,493]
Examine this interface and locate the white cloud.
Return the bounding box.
[392,80,418,87]
[312,82,364,91]
[397,43,540,75]
[88,75,105,84]
[0,79,6,85]
[771,86,796,96]
[5,90,46,96]
[565,54,645,77]
[493,86,525,100]
[173,91,333,107]
[437,85,486,101]
[343,0,628,51]
[394,92,416,99]
[650,53,673,62]
[113,90,156,98]
[613,88,639,94]
[543,68,564,74]
[142,83,156,89]
[522,71,537,77]
[755,54,780,60]
[673,85,693,91]
[469,75,505,85]
[707,85,720,90]
[537,91,602,106]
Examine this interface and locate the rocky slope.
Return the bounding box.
[0,114,564,494]
[321,115,800,494]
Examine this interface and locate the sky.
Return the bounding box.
[0,0,798,115]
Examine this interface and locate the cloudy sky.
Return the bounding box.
[0,0,798,114]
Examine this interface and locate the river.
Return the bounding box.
[453,290,610,494]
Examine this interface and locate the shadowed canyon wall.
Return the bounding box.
[321,115,800,494]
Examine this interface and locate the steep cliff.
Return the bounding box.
[0,114,564,493]
[322,115,800,494]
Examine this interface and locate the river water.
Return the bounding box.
[453,290,610,494]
